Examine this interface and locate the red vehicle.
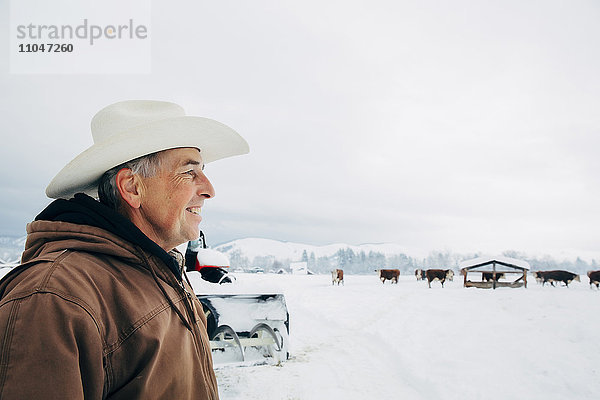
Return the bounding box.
[185,231,232,284]
[185,232,289,366]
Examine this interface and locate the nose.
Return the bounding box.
[198,171,215,199]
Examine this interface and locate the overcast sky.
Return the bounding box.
[1,0,599,259]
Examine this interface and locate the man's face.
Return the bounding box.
[136,147,215,251]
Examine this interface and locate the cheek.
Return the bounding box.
[170,178,194,201]
[169,182,196,210]
[166,176,185,195]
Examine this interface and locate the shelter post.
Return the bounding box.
[492,262,496,290]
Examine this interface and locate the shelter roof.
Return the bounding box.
[459,256,530,271]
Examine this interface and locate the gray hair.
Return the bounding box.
[98,152,162,210]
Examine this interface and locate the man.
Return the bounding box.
[0,100,249,399]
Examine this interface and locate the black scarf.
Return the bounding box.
[35,193,182,280]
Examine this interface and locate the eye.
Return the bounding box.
[184,170,197,178]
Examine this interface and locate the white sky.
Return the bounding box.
[1,0,599,259]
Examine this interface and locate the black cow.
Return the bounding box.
[425,269,454,288]
[535,270,580,287]
[481,272,505,282]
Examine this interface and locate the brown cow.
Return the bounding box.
[415,269,426,281]
[425,269,454,288]
[376,269,400,284]
[331,269,344,286]
[535,270,580,287]
[481,272,505,282]
[587,270,600,289]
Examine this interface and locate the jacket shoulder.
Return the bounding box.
[0,249,70,303]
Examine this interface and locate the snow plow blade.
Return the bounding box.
[197,293,290,367]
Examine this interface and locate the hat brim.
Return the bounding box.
[46,116,249,199]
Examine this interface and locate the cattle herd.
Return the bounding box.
[328,268,600,289]
[372,268,453,287]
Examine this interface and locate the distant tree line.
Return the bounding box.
[225,247,600,275]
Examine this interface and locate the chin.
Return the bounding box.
[184,228,200,242]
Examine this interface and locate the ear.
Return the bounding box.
[116,168,143,209]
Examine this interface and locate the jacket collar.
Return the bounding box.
[35,193,183,280]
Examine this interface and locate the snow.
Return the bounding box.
[0,267,14,279]
[192,272,600,400]
[196,248,230,267]
[2,265,596,399]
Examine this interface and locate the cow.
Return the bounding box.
[376,269,400,284]
[535,270,580,287]
[587,270,600,289]
[415,269,426,281]
[425,269,454,288]
[331,269,344,286]
[481,272,505,282]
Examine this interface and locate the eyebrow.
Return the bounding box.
[178,159,204,170]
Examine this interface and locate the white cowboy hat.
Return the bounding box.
[46,100,249,199]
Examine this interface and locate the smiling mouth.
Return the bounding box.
[186,207,202,216]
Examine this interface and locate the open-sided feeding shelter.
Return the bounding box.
[459,256,530,289]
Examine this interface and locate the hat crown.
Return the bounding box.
[47,99,249,199]
[90,100,185,143]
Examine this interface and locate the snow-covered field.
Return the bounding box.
[191,272,600,400]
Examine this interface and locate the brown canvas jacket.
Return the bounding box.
[0,220,219,399]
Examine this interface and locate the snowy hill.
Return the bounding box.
[0,235,26,263]
[214,238,411,261]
